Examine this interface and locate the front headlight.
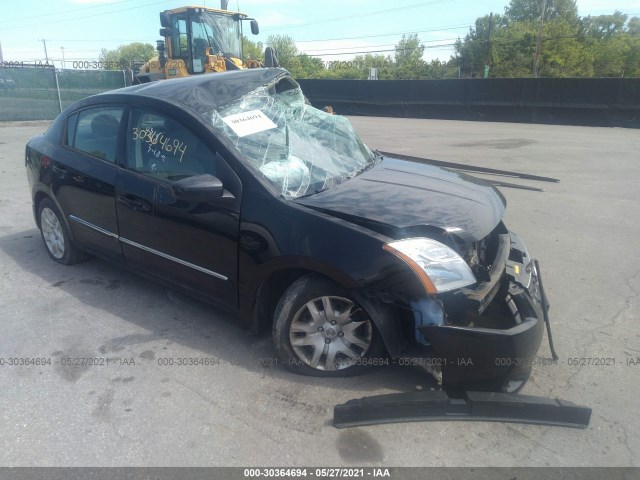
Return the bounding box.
[383,238,476,294]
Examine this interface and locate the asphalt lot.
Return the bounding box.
[0,117,638,467]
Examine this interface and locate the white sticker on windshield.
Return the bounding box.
[222,110,277,138]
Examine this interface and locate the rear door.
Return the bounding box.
[116,106,242,308]
[54,105,126,260]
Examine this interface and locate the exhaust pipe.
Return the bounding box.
[221,0,229,9]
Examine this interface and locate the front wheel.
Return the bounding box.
[272,275,384,377]
[38,198,88,265]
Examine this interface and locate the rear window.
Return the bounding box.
[69,107,124,162]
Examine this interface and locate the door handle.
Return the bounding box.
[118,194,151,212]
[51,165,68,178]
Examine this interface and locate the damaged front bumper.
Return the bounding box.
[412,231,550,392]
[332,232,590,429]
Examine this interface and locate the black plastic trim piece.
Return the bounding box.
[379,151,560,183]
[119,237,228,281]
[535,258,559,360]
[69,214,118,239]
[333,390,591,429]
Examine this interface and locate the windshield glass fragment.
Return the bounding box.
[212,80,375,199]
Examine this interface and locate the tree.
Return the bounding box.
[623,18,640,76]
[505,0,580,25]
[265,34,299,71]
[424,60,459,79]
[243,35,264,62]
[394,34,425,79]
[99,42,156,70]
[263,34,329,78]
[452,0,623,77]
[453,14,504,77]
[490,21,538,77]
[289,54,325,79]
[628,17,640,36]
[317,53,394,80]
[538,19,592,77]
[582,11,627,39]
[580,12,629,77]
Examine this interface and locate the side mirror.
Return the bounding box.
[250,20,259,35]
[159,28,172,37]
[172,174,224,202]
[160,12,171,28]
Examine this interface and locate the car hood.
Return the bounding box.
[295,155,506,243]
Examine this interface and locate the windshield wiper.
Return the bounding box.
[296,185,332,199]
[353,152,381,177]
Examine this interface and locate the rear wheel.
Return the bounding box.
[273,275,384,377]
[38,198,87,265]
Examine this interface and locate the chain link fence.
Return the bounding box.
[0,66,132,122]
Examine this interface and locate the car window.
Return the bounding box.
[66,113,78,147]
[71,107,124,162]
[127,108,216,181]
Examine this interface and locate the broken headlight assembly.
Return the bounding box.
[383,237,477,294]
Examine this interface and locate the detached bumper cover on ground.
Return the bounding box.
[334,390,592,429]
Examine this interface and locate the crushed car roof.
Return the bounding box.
[100,67,291,113]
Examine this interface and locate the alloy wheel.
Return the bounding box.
[40,207,65,259]
[289,296,373,371]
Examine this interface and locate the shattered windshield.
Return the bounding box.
[211,80,375,199]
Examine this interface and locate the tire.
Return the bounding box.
[272,274,385,377]
[38,198,88,265]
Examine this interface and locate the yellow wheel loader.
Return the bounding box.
[136,2,279,83]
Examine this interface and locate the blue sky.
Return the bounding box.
[1,0,639,68]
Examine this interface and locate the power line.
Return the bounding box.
[301,38,459,53]
[302,44,457,57]
[0,0,137,25]
[9,48,136,53]
[262,0,457,32]
[0,0,173,32]
[46,39,160,43]
[295,24,472,44]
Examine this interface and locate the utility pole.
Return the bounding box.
[40,39,49,64]
[485,12,494,78]
[533,0,546,78]
[60,46,65,69]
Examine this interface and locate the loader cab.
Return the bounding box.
[159,7,258,75]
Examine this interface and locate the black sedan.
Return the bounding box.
[26,68,547,393]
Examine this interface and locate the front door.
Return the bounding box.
[116,106,241,309]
